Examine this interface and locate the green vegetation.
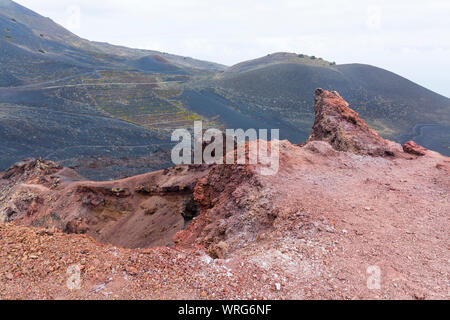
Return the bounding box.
[179,111,202,121]
[330,62,336,66]
[310,56,316,60]
[298,54,305,58]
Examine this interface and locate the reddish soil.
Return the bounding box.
[0,161,209,248]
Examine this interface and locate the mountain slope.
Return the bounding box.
[220,52,334,75]
[0,0,224,85]
[198,55,450,155]
[0,0,224,179]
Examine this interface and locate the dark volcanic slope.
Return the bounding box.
[0,0,224,180]
[0,103,174,180]
[180,89,305,142]
[0,0,224,85]
[207,57,450,155]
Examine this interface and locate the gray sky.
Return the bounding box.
[15,0,450,97]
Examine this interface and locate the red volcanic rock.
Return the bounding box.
[403,141,427,156]
[307,88,402,156]
[1,159,62,182]
[173,163,262,257]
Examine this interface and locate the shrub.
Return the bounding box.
[298,54,305,58]
[311,56,316,60]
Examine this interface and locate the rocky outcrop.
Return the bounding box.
[306,88,402,156]
[403,140,427,156]
[1,159,64,186]
[173,162,267,258]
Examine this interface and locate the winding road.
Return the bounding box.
[0,69,184,91]
[399,123,443,142]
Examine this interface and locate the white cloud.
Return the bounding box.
[13,0,450,97]
[366,5,382,31]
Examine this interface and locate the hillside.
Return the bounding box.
[198,56,450,155]
[0,0,225,84]
[0,0,225,179]
[219,52,334,75]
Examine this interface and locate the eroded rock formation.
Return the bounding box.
[307,88,402,156]
[0,160,210,248]
[403,140,428,156]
